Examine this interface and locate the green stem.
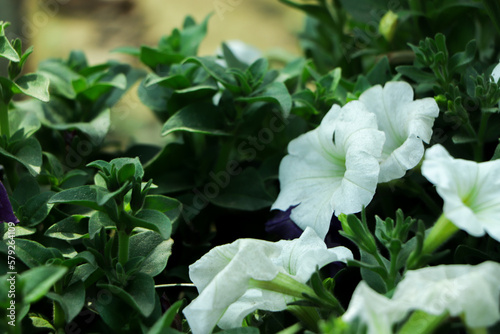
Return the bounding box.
[53,280,65,329]
[422,214,459,255]
[0,99,10,139]
[287,305,319,332]
[475,112,490,162]
[249,272,316,300]
[118,230,130,266]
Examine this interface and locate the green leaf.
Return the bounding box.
[8,105,42,138]
[12,73,50,102]
[143,195,182,224]
[111,157,144,180]
[88,211,116,239]
[359,250,389,294]
[18,191,55,227]
[27,314,55,332]
[218,328,260,334]
[222,42,248,70]
[49,185,106,211]
[0,22,20,62]
[184,56,240,92]
[129,231,174,276]
[208,168,274,211]
[20,265,68,304]
[179,14,211,56]
[130,210,172,239]
[38,59,81,99]
[0,137,43,176]
[236,82,292,117]
[162,103,230,136]
[45,215,89,240]
[396,65,435,83]
[147,300,184,334]
[97,272,156,317]
[140,46,184,69]
[46,281,85,323]
[144,73,190,90]
[14,239,63,268]
[46,108,111,146]
[366,57,392,85]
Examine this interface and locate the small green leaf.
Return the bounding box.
[46,281,85,323]
[184,56,240,92]
[18,191,54,227]
[162,103,230,136]
[13,73,50,102]
[9,105,42,138]
[0,137,43,176]
[28,314,55,332]
[0,22,20,62]
[97,272,156,317]
[130,210,172,239]
[49,185,105,211]
[89,211,116,239]
[143,195,182,224]
[14,239,63,268]
[20,265,68,304]
[147,300,184,334]
[236,82,292,117]
[130,231,174,276]
[45,215,89,240]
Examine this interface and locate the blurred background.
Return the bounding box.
[0,0,304,147]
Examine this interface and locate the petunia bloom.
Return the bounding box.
[359,81,439,183]
[0,181,19,224]
[182,227,353,334]
[421,144,500,241]
[342,281,409,334]
[272,101,385,239]
[393,261,500,328]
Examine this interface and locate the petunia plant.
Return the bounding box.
[1,0,500,333]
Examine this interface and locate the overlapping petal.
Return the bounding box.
[359,82,439,182]
[272,101,384,238]
[422,144,500,240]
[183,227,353,333]
[393,261,500,328]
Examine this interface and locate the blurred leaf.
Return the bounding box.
[143,195,183,224]
[209,168,274,211]
[12,73,50,102]
[20,265,68,304]
[0,137,42,176]
[237,82,292,117]
[147,299,184,334]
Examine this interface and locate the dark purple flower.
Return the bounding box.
[265,205,303,240]
[266,206,357,276]
[0,181,19,224]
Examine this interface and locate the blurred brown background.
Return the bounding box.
[0,0,304,147]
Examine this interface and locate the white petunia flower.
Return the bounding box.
[272,101,385,239]
[359,81,439,183]
[342,281,409,334]
[492,62,500,83]
[421,144,500,241]
[182,227,353,334]
[393,261,500,328]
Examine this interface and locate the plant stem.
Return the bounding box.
[118,230,130,266]
[0,99,10,139]
[398,310,448,334]
[53,280,65,329]
[287,305,320,332]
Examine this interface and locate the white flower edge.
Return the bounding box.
[359,81,439,183]
[421,144,500,240]
[272,101,384,238]
[183,227,353,333]
[342,281,409,334]
[393,261,500,328]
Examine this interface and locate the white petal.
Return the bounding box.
[492,62,500,83]
[393,262,500,328]
[343,281,409,334]
[359,81,439,183]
